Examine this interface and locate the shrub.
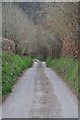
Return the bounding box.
[46,56,52,67]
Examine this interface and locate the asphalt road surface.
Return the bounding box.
[2,62,78,118]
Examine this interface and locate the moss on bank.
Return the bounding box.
[46,57,78,96]
[2,52,32,95]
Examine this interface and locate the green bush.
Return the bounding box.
[2,52,32,95]
[46,56,52,67]
[46,57,78,95]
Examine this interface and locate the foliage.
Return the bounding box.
[46,57,78,96]
[2,3,78,58]
[2,52,32,95]
[46,56,52,67]
[39,3,78,58]
[2,3,37,55]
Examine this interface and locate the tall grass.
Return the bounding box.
[46,57,78,96]
[2,52,32,95]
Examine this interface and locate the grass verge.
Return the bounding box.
[46,57,79,97]
[2,52,32,96]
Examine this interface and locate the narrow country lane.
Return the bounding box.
[2,62,78,118]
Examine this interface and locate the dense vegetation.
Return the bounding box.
[2,3,79,58]
[2,52,32,95]
[46,57,78,97]
[2,2,79,98]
